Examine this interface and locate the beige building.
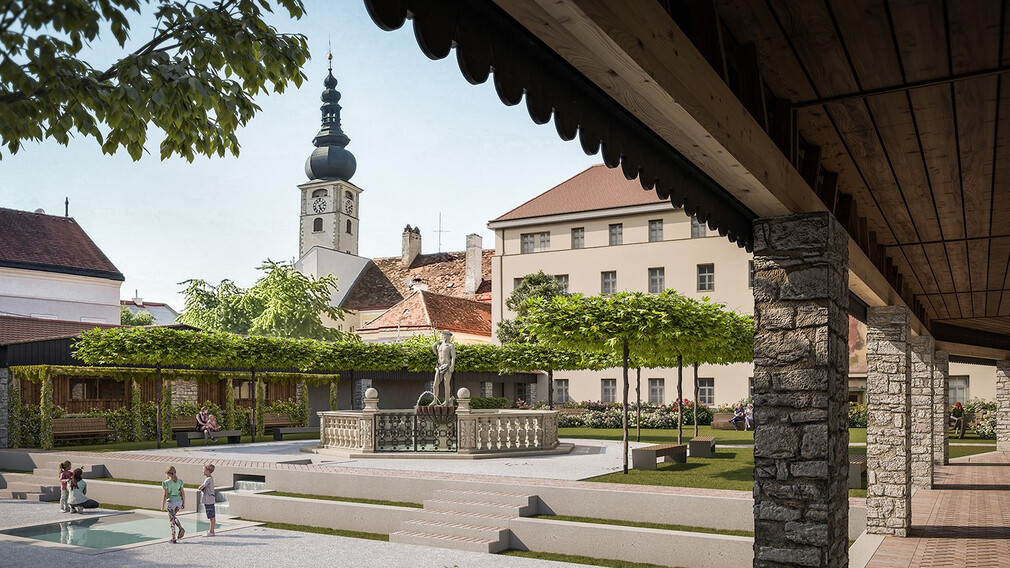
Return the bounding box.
[489,165,994,406]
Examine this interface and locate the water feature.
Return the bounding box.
[214,479,267,516]
[0,512,219,550]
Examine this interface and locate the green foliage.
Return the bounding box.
[965,398,997,414]
[498,271,568,344]
[160,378,173,444]
[255,379,266,437]
[470,397,509,409]
[329,382,339,411]
[39,372,55,450]
[8,375,23,447]
[266,399,307,427]
[0,0,309,161]
[120,305,155,326]
[224,378,237,430]
[848,403,867,428]
[558,403,712,429]
[130,379,143,441]
[974,413,997,439]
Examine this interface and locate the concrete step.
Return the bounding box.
[423,498,534,518]
[33,464,105,478]
[389,530,503,553]
[401,518,509,542]
[415,508,514,528]
[0,489,58,502]
[432,488,537,508]
[4,481,61,495]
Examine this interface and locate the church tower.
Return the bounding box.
[299,54,362,258]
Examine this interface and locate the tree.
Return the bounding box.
[178,259,348,340]
[120,304,155,326]
[0,0,309,161]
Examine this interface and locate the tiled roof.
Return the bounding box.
[343,249,493,312]
[491,164,665,222]
[0,208,124,280]
[0,314,120,345]
[359,290,492,337]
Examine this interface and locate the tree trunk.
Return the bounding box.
[636,367,641,442]
[693,362,700,438]
[251,367,257,444]
[622,340,630,474]
[548,369,554,410]
[677,356,684,445]
[156,365,162,449]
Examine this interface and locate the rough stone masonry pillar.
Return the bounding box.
[933,351,949,465]
[910,336,934,489]
[865,306,912,536]
[752,212,849,568]
[997,360,1010,452]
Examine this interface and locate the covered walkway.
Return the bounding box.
[867,451,1010,567]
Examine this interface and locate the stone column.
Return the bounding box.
[865,306,912,536]
[171,378,198,406]
[933,351,949,465]
[352,377,373,411]
[910,336,934,489]
[997,360,1010,452]
[752,212,849,568]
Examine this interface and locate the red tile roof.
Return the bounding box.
[491,164,665,222]
[0,314,120,345]
[359,291,492,337]
[0,208,124,281]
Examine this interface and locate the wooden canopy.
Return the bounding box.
[364,0,1010,358]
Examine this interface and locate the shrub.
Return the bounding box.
[471,397,509,409]
[965,398,996,415]
[848,403,867,428]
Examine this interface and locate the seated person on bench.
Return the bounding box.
[196,407,220,443]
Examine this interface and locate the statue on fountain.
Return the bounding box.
[431,330,456,406]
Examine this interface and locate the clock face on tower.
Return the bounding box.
[311,197,327,213]
[344,198,354,215]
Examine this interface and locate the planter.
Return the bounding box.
[414,405,456,416]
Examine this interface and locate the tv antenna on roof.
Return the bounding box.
[435,212,450,253]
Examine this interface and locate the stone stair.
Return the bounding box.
[0,462,106,502]
[390,488,537,553]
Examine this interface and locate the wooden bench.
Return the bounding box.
[848,454,867,489]
[252,412,298,433]
[273,426,319,440]
[689,436,716,458]
[171,416,240,447]
[52,417,112,442]
[632,443,687,470]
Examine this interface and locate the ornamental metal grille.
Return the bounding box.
[374,412,457,452]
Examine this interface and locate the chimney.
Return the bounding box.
[410,277,428,292]
[402,225,421,267]
[465,233,482,294]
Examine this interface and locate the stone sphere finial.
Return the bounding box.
[457,387,470,399]
[365,387,378,399]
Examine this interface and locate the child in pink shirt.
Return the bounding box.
[58,460,73,513]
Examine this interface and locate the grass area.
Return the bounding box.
[949,431,996,444]
[266,490,421,509]
[0,468,31,474]
[62,431,319,452]
[561,426,755,444]
[502,550,677,568]
[950,445,998,459]
[238,519,387,542]
[95,477,201,489]
[532,514,752,538]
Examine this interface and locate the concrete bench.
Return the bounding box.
[632,444,687,470]
[848,454,867,489]
[273,426,318,440]
[53,417,112,442]
[175,429,242,447]
[710,412,737,430]
[689,436,716,458]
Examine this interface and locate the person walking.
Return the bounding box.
[58,460,73,513]
[161,466,186,543]
[67,468,99,513]
[198,463,217,537]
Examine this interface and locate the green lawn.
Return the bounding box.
[561,426,755,444]
[532,514,753,538]
[267,491,422,509]
[501,550,677,568]
[61,431,319,452]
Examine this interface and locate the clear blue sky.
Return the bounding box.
[2,1,599,310]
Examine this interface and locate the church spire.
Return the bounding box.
[304,51,357,181]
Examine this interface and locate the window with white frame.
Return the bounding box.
[554,274,569,294]
[601,271,617,294]
[513,277,524,290]
[649,378,665,404]
[609,223,623,246]
[691,217,707,238]
[748,260,755,289]
[648,219,663,242]
[949,376,969,406]
[698,378,714,405]
[601,379,617,403]
[554,379,570,403]
[571,227,585,249]
[520,232,550,253]
[697,264,715,291]
[648,267,665,294]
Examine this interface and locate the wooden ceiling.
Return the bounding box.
[703,0,1010,338]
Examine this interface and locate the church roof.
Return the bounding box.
[358,290,492,337]
[342,249,493,312]
[490,164,665,222]
[0,208,124,281]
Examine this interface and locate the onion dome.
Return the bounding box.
[305,54,357,181]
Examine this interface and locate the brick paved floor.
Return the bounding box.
[867,451,1010,567]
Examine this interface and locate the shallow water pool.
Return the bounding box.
[1,512,219,550]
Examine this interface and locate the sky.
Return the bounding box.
[1,1,599,311]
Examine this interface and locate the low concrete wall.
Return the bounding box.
[226,492,414,534]
[85,480,167,507]
[510,518,753,568]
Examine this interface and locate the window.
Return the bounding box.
[346,219,353,234]
[344,190,353,200]
[698,378,715,405]
[648,219,663,242]
[312,218,323,232]
[649,379,665,404]
[514,277,524,290]
[571,227,585,249]
[554,379,570,403]
[748,261,755,289]
[648,267,665,293]
[691,217,707,238]
[69,378,125,401]
[601,271,617,294]
[520,231,550,253]
[234,380,254,401]
[609,223,623,245]
[601,379,617,403]
[697,264,715,291]
[554,274,569,294]
[949,376,969,406]
[311,189,328,198]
